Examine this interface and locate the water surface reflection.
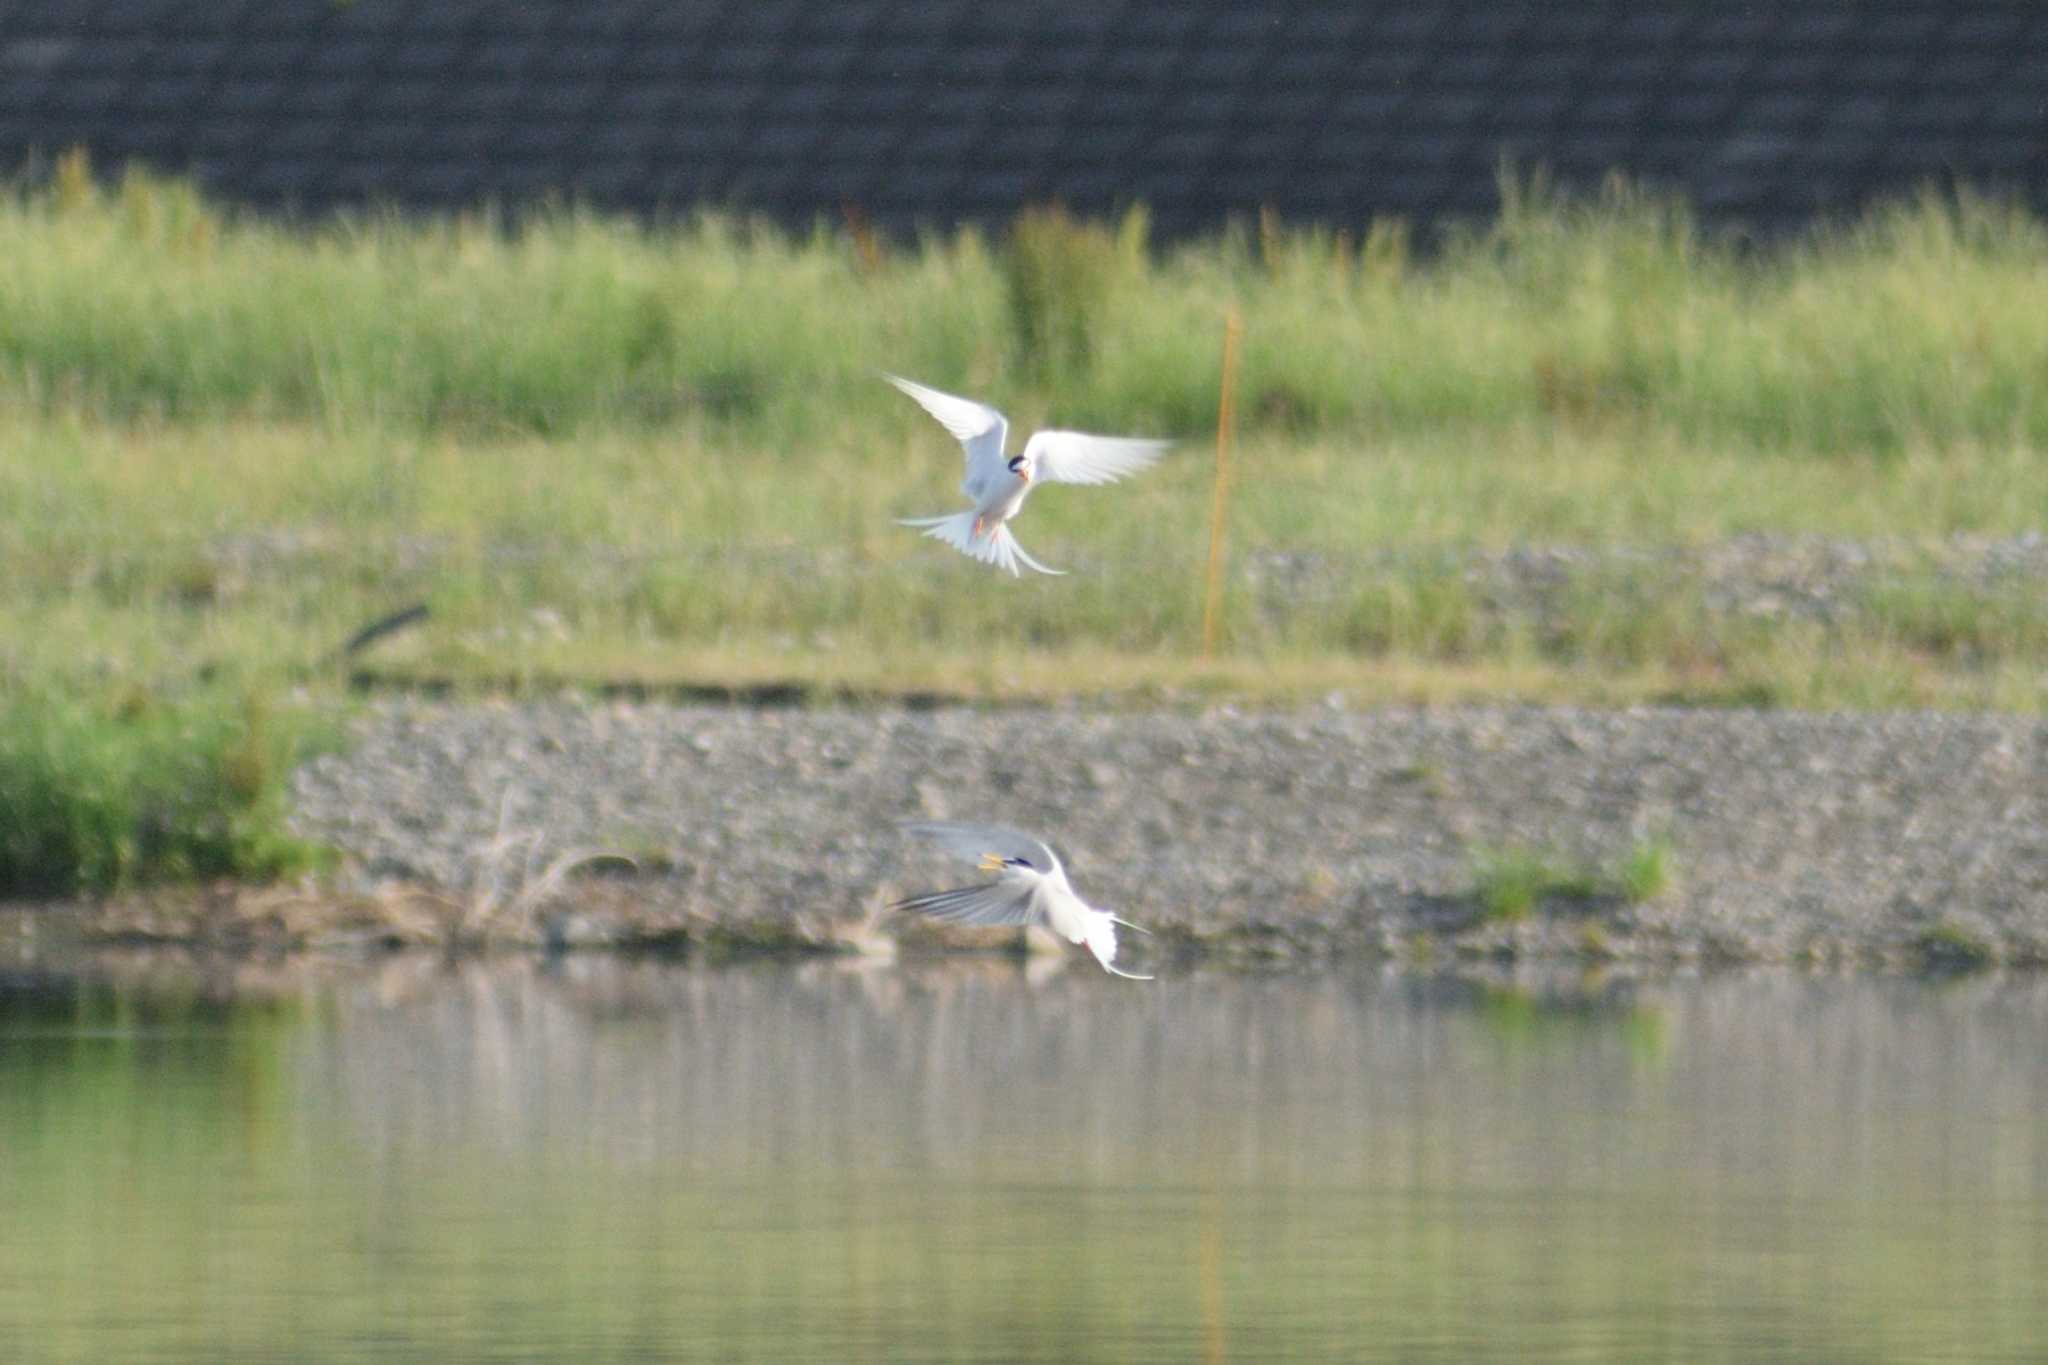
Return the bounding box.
[3,956,2045,1362]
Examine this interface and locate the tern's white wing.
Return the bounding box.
[883,374,1011,491]
[891,880,1041,927]
[899,821,1064,878]
[1022,430,1169,486]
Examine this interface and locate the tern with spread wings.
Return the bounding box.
[884,374,1169,576]
[891,821,1153,979]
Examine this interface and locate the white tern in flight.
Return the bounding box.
[885,374,1169,576]
[891,821,1153,979]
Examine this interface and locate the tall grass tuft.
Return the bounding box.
[1615,837,1676,903]
[0,688,331,895]
[1469,837,1677,923]
[1000,204,1147,389]
[1470,846,1604,923]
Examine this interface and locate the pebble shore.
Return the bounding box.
[286,698,2048,968]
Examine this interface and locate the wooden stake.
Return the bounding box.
[1201,309,1243,659]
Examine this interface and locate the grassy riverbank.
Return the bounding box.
[5,160,2048,890]
[10,409,2047,712]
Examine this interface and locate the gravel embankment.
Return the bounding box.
[288,700,2048,966]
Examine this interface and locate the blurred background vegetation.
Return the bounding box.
[9,153,2048,448]
[4,153,2048,889]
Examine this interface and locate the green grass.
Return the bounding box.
[9,154,2048,452]
[1469,838,1678,924]
[0,688,332,896]
[1912,920,1999,973]
[1614,837,1677,904]
[7,407,2048,712]
[1470,848,1604,923]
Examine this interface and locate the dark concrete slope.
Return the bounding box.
[3,1,2045,233]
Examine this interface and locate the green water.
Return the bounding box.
[2,957,2044,1362]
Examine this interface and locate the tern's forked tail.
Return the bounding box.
[896,511,1065,577]
[1082,917,1153,980]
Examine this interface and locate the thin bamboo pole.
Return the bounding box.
[1201,309,1243,658]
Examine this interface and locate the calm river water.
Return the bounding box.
[2,954,2045,1362]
